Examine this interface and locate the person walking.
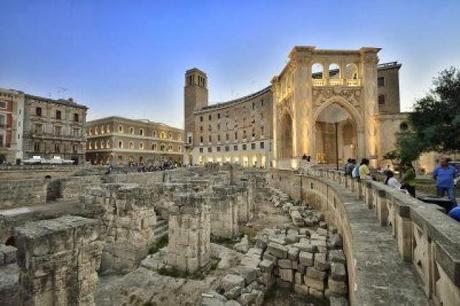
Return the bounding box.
[433,157,458,206]
[401,162,416,197]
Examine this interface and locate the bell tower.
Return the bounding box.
[184,68,208,163]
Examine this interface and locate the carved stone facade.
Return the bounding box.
[272,46,403,168]
[86,116,184,165]
[185,47,402,169]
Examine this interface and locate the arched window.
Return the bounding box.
[118,125,123,133]
[139,142,144,150]
[139,128,144,136]
[344,63,358,80]
[129,127,134,135]
[129,142,134,149]
[118,141,123,148]
[152,143,157,151]
[329,63,340,79]
[312,63,324,79]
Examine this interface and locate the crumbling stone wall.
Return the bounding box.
[83,184,158,274]
[168,193,211,273]
[0,179,47,209]
[15,216,103,306]
[207,186,240,239]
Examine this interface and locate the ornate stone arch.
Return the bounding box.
[313,95,363,130]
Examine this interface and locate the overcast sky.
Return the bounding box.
[1,0,459,128]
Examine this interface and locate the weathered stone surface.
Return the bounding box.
[266,242,287,259]
[306,267,327,280]
[258,259,274,272]
[237,289,263,306]
[287,246,299,261]
[299,251,314,266]
[0,245,17,265]
[314,253,330,271]
[329,296,349,306]
[294,284,309,296]
[328,279,347,296]
[230,266,257,285]
[329,250,346,264]
[331,262,347,281]
[220,274,245,298]
[15,216,103,306]
[234,235,249,254]
[304,277,325,291]
[279,268,294,282]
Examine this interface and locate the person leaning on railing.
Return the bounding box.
[400,162,416,197]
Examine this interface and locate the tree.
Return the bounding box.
[391,67,460,162]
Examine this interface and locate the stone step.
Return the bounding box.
[155,229,168,241]
[155,219,167,227]
[154,224,168,235]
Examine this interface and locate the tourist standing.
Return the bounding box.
[358,158,370,180]
[433,157,458,206]
[344,159,355,177]
[401,162,416,197]
[384,170,401,189]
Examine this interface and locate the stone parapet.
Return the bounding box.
[0,179,47,209]
[15,215,103,306]
[269,168,437,305]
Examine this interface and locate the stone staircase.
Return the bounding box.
[153,218,168,242]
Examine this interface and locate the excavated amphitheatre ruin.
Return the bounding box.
[1,164,459,306]
[0,166,348,306]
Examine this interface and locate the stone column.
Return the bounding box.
[360,47,380,163]
[15,216,103,306]
[167,193,211,273]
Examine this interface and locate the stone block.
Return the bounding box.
[230,266,258,285]
[279,268,294,283]
[237,289,263,306]
[330,262,347,281]
[294,284,309,296]
[328,279,347,296]
[0,245,17,265]
[278,259,292,269]
[299,251,314,266]
[266,242,287,259]
[295,242,318,253]
[262,252,277,263]
[304,277,325,291]
[308,287,324,298]
[295,272,302,284]
[287,246,299,261]
[329,250,346,264]
[290,210,304,226]
[314,253,330,271]
[220,274,245,297]
[306,267,327,280]
[258,259,274,272]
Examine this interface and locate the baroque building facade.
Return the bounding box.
[184,69,273,168]
[184,46,406,168]
[0,88,87,164]
[86,116,184,165]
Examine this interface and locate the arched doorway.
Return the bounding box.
[279,112,293,159]
[314,103,357,167]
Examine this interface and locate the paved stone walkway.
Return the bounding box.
[325,179,431,305]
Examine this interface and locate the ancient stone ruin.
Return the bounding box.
[1,164,458,305]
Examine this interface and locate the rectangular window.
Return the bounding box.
[217,113,220,119]
[226,134,229,141]
[207,147,212,153]
[378,95,385,105]
[36,107,42,116]
[217,135,221,141]
[208,135,212,142]
[378,77,385,87]
[200,116,203,122]
[55,126,62,136]
[200,136,203,143]
[217,146,221,152]
[242,144,247,151]
[72,145,78,153]
[225,146,229,152]
[0,134,3,147]
[56,110,62,120]
[199,147,203,153]
[208,114,211,120]
[34,124,42,134]
[55,144,61,153]
[0,101,6,109]
[0,115,5,128]
[260,141,265,149]
[34,142,40,152]
[251,143,256,150]
[234,145,238,151]
[188,136,192,144]
[234,131,238,140]
[74,113,79,122]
